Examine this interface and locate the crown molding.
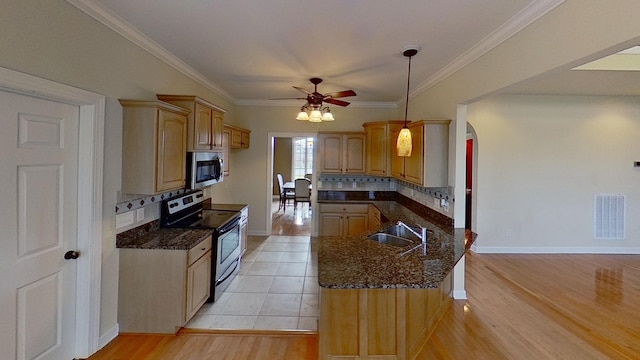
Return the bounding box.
[65,0,235,103]
[236,99,397,108]
[409,0,566,100]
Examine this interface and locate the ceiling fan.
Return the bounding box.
[272,78,356,122]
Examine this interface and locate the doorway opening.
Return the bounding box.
[269,133,316,236]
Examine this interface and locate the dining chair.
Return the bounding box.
[276,173,294,211]
[293,178,312,213]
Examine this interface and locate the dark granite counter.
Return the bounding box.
[317,198,475,289]
[116,221,211,250]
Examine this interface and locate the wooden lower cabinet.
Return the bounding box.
[319,203,369,237]
[118,236,212,334]
[319,273,453,360]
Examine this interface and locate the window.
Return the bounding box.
[292,137,313,180]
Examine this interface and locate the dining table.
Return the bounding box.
[282,180,312,191]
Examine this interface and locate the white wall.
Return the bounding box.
[469,95,640,253]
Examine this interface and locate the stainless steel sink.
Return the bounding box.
[367,233,413,247]
[379,224,422,242]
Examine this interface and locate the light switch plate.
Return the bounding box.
[136,208,144,222]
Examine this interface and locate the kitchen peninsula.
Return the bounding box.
[317,192,474,360]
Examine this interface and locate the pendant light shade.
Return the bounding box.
[396,46,419,157]
[396,127,412,156]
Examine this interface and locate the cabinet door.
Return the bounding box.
[156,109,187,192]
[186,252,211,321]
[319,213,344,236]
[230,129,242,148]
[193,103,213,151]
[345,214,368,236]
[241,131,250,148]
[404,125,424,185]
[390,127,405,178]
[211,109,224,150]
[344,134,366,173]
[319,134,343,173]
[366,124,387,175]
[222,128,230,176]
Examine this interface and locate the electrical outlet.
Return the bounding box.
[442,201,449,212]
[352,182,357,189]
[337,182,343,189]
[136,208,144,222]
[505,228,512,237]
[317,180,322,188]
[410,189,414,197]
[116,211,134,229]
[434,198,440,208]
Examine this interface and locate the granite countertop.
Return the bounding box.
[116,227,212,250]
[317,200,475,289]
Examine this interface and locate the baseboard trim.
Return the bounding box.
[453,290,467,300]
[98,324,119,349]
[472,246,640,254]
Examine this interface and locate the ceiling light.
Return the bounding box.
[396,45,419,157]
[296,104,335,122]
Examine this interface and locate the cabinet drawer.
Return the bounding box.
[188,236,212,265]
[320,203,369,214]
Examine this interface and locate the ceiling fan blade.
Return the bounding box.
[269,97,308,100]
[293,86,312,95]
[324,98,351,107]
[324,90,356,99]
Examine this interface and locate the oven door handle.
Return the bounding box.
[215,259,239,286]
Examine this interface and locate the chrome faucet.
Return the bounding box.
[397,220,429,257]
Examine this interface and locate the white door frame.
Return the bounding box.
[0,67,105,358]
[266,132,317,236]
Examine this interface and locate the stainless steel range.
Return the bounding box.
[161,190,241,302]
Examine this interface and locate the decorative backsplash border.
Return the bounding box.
[115,189,189,214]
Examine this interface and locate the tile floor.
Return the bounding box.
[185,235,319,331]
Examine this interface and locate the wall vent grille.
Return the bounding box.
[594,194,625,240]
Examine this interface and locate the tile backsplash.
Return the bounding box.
[316,175,454,217]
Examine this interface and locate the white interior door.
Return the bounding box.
[0,90,80,360]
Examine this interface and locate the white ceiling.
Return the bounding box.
[85,0,638,105]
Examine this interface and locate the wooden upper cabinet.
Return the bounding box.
[119,100,189,194]
[225,124,251,149]
[363,120,405,176]
[391,120,450,187]
[318,132,366,174]
[157,95,226,152]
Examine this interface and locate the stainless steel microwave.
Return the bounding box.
[186,152,224,189]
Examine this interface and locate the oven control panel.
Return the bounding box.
[165,190,205,214]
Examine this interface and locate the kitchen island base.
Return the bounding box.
[319,272,452,360]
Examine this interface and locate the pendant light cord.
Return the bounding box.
[404,55,412,127]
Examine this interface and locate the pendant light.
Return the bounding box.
[396,46,419,157]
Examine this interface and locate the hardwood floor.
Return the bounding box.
[90,252,640,359]
[271,198,311,235]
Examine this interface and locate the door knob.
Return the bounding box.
[64,250,80,260]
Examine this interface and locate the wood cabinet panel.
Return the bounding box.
[120,100,188,195]
[319,280,453,360]
[118,235,212,334]
[157,95,226,152]
[318,203,369,237]
[364,121,405,176]
[226,124,251,149]
[318,132,365,174]
[391,120,450,187]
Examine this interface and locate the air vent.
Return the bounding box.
[594,194,625,240]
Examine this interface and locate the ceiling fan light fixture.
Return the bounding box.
[321,109,335,121]
[296,110,310,121]
[396,45,420,157]
[309,110,323,122]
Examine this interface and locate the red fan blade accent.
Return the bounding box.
[324,98,350,107]
[324,90,356,99]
